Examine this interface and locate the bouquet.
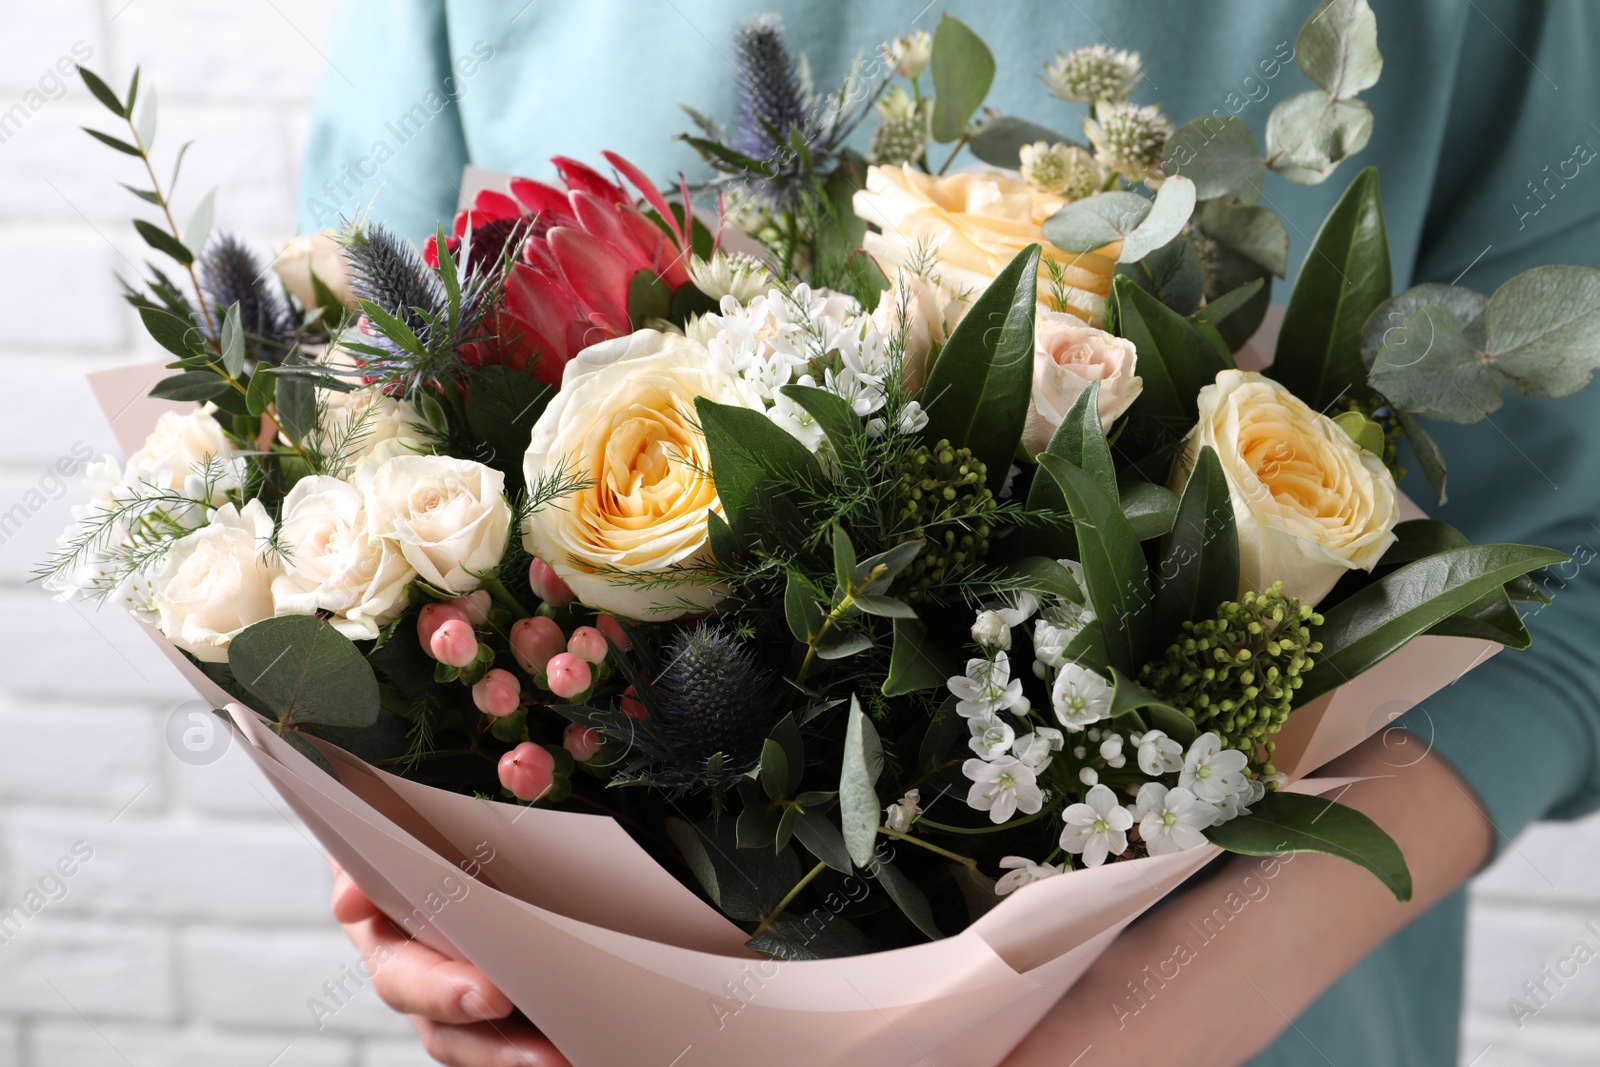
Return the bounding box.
[41,1,1600,1062]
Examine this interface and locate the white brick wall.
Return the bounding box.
[0,5,1596,1066]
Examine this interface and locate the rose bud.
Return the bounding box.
[498,742,555,802]
[566,625,608,664]
[528,558,575,608]
[417,602,467,648]
[510,616,566,675]
[563,723,604,762]
[429,618,479,668]
[452,590,492,627]
[595,613,631,651]
[472,669,521,717]
[619,685,648,721]
[546,652,592,700]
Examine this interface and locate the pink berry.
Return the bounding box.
[563,723,603,762]
[528,558,576,608]
[452,591,492,627]
[498,742,555,802]
[596,613,631,651]
[619,685,649,721]
[417,602,467,648]
[429,618,479,668]
[566,625,608,664]
[510,616,566,675]
[546,652,592,700]
[472,669,521,717]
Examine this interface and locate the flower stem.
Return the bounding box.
[751,860,828,941]
[915,809,1047,836]
[877,825,977,870]
[126,113,215,341]
[936,133,970,176]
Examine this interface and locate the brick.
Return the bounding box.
[0,229,126,350]
[171,739,323,820]
[0,703,161,810]
[0,1,102,95]
[1465,901,1600,1021]
[0,352,130,463]
[0,588,192,704]
[0,917,173,1020]
[7,812,331,924]
[30,1023,352,1067]
[181,926,413,1037]
[1473,815,1600,908]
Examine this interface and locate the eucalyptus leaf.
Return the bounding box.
[1197,200,1288,277]
[245,366,276,416]
[1118,176,1197,264]
[134,85,157,150]
[220,303,245,378]
[884,618,953,697]
[1162,115,1266,200]
[868,857,943,940]
[759,740,790,803]
[969,116,1078,168]
[1296,0,1383,100]
[1115,233,1205,316]
[184,188,216,263]
[785,572,825,642]
[792,811,855,874]
[227,615,380,729]
[816,633,873,660]
[77,67,125,115]
[929,15,995,143]
[274,350,318,444]
[1206,790,1411,901]
[1359,283,1486,371]
[83,128,142,156]
[133,219,194,266]
[149,371,230,403]
[1395,411,1447,505]
[839,698,884,868]
[1265,91,1373,185]
[1043,191,1152,255]
[139,305,205,358]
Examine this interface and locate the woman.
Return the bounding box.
[300,2,1600,1063]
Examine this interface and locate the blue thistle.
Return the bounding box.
[197,234,295,352]
[342,222,444,341]
[654,625,782,768]
[734,14,813,161]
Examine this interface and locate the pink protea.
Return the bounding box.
[426,153,699,386]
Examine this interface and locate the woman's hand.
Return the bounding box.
[330,862,571,1067]
[999,731,1494,1066]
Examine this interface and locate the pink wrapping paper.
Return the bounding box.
[88,327,1503,1064]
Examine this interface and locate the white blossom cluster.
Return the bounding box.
[946,560,1267,895]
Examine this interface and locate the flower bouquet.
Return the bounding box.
[42,2,1600,1063]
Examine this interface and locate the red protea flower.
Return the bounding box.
[426,152,697,386]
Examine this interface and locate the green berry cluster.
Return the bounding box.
[893,439,996,599]
[1138,581,1323,774]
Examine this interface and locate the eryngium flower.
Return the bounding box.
[197,234,295,351]
[343,222,444,342]
[1085,102,1174,184]
[734,13,814,162]
[1045,45,1143,104]
[654,625,781,768]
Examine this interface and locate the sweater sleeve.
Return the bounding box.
[296,0,469,242]
[1397,0,1600,853]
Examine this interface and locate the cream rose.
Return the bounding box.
[271,476,414,639]
[313,385,427,472]
[522,329,757,619]
[274,230,357,310]
[1183,370,1400,606]
[852,164,1116,324]
[153,500,279,662]
[125,406,238,504]
[1021,311,1144,455]
[871,268,970,393]
[364,456,511,595]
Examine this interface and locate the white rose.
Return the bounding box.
[1021,311,1144,455]
[153,500,279,662]
[522,329,758,619]
[272,475,414,639]
[365,455,511,595]
[1184,370,1400,606]
[274,230,357,310]
[312,385,427,472]
[871,268,970,393]
[125,406,238,505]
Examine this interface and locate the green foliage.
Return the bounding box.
[892,439,996,598]
[1207,790,1412,901]
[1113,275,1233,448]
[839,697,884,867]
[968,116,1077,167]
[1154,446,1239,639]
[695,396,825,550]
[1162,115,1266,200]
[929,15,994,143]
[227,616,380,730]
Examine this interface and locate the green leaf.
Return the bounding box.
[695,397,824,547]
[1197,200,1288,277]
[816,633,873,661]
[1331,410,1385,455]
[1043,191,1152,254]
[625,269,671,325]
[1203,252,1273,351]
[707,509,738,564]
[792,812,855,874]
[77,67,125,115]
[133,219,195,266]
[133,84,157,149]
[274,351,318,444]
[1296,0,1383,100]
[869,858,943,940]
[1428,588,1531,649]
[988,556,1085,603]
[884,618,953,697]
[1153,446,1238,638]
[1359,283,1485,371]
[227,615,380,729]
[139,305,204,358]
[1162,115,1266,200]
[1265,91,1374,185]
[832,525,858,595]
[929,15,994,143]
[1114,275,1233,447]
[245,366,276,416]
[769,714,804,796]
[465,365,551,473]
[119,183,163,205]
[1297,543,1569,707]
[1484,266,1600,397]
[759,740,790,803]
[839,697,884,868]
[1118,176,1197,264]
[1395,411,1447,504]
[1270,167,1390,409]
[1194,279,1267,330]
[123,67,140,119]
[920,244,1039,491]
[149,371,230,403]
[817,162,869,272]
[917,697,962,773]
[1023,379,1112,558]
[83,127,141,156]
[1107,667,1188,723]
[736,801,779,848]
[1120,481,1181,541]
[969,116,1078,168]
[220,303,245,378]
[853,595,918,619]
[185,188,216,256]
[785,572,825,642]
[1207,790,1411,901]
[1037,453,1153,676]
[779,384,860,461]
[1115,234,1205,317]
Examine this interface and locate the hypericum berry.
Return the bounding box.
[528,558,575,608]
[596,613,631,651]
[417,602,467,648]
[546,653,592,700]
[498,742,555,801]
[472,669,522,717]
[429,618,479,668]
[510,616,566,675]
[563,723,604,762]
[619,685,648,721]
[452,590,492,627]
[566,626,608,664]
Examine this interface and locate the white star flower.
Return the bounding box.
[948,653,1029,719]
[1052,662,1113,732]
[1011,728,1064,773]
[1179,733,1252,806]
[963,756,1044,824]
[1134,783,1212,856]
[1060,784,1133,867]
[1132,729,1185,776]
[995,856,1066,896]
[968,715,1016,760]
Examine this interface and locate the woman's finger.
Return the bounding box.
[342,912,517,1024]
[410,1015,569,1067]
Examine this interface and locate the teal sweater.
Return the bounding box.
[298,3,1600,1062]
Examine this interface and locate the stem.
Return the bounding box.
[751,860,828,941]
[126,114,215,340]
[936,133,970,176]
[475,570,530,619]
[915,809,1048,836]
[793,591,854,691]
[877,825,977,870]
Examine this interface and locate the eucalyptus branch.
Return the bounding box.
[123,104,215,340]
[750,860,828,940]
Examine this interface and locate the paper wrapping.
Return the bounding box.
[88,330,1502,1065]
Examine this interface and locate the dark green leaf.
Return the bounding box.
[1154,446,1239,636]
[1197,200,1288,276]
[1396,411,1447,505]
[1114,276,1233,447]
[465,365,551,473]
[769,714,804,796]
[1107,667,1188,724]
[1120,481,1181,540]
[133,219,194,265]
[737,800,779,848]
[227,615,380,729]
[77,67,125,115]
[83,127,141,155]
[245,366,276,416]
[1195,278,1268,329]
[707,509,738,564]
[869,857,943,939]
[746,913,878,960]
[220,303,245,378]
[884,618,953,697]
[854,541,924,595]
[832,525,858,596]
[917,697,962,773]
[1115,233,1205,316]
[695,397,824,547]
[119,183,163,205]
[1023,379,1113,558]
[1270,167,1390,409]
[969,116,1078,168]
[839,698,884,868]
[759,740,790,803]
[792,811,854,874]
[149,371,230,403]
[625,269,671,325]
[785,572,824,642]
[1207,790,1411,901]
[139,305,204,358]
[1427,588,1530,649]
[987,556,1085,603]
[816,633,873,661]
[275,351,317,444]
[779,383,860,461]
[929,15,994,143]
[920,244,1040,491]
[853,595,918,619]
[1162,115,1266,200]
